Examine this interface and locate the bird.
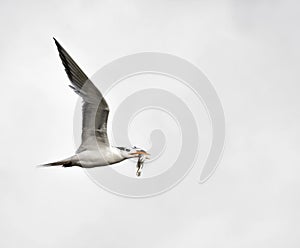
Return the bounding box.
[39,38,150,177]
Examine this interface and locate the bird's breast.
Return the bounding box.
[76,148,124,168]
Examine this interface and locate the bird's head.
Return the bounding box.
[117,146,150,159]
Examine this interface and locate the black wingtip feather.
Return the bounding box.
[53,38,62,51]
[52,38,92,93]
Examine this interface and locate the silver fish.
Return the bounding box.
[136,154,146,177]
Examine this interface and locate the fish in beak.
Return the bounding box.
[136,154,146,177]
[129,150,150,160]
[128,148,150,176]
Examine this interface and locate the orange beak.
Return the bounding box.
[129,151,150,156]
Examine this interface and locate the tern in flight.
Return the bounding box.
[40,38,150,177]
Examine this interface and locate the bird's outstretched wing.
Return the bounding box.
[53,38,110,153]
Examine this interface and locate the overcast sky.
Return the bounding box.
[1,0,300,247]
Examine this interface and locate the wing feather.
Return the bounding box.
[53,38,110,152]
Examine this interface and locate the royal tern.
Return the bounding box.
[40,38,150,177]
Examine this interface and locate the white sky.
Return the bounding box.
[1,0,300,247]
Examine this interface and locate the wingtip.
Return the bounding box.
[53,37,61,48]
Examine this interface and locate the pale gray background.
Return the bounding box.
[1,0,299,247]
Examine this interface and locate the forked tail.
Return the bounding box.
[38,156,78,168]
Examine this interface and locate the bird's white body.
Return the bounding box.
[76,147,125,168]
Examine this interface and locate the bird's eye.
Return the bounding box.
[126,149,130,152]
